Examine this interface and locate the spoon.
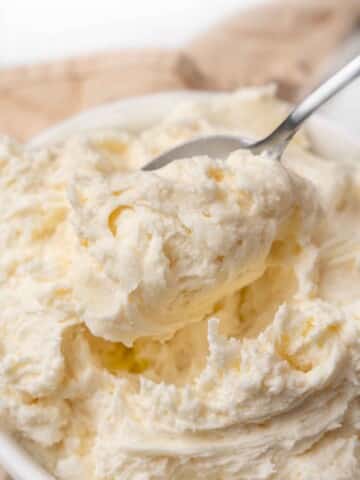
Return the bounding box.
[143,55,360,171]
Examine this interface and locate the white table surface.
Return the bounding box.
[0,0,264,67]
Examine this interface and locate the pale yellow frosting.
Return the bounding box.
[0,88,360,480]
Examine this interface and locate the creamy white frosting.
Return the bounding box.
[70,151,316,346]
[0,88,360,480]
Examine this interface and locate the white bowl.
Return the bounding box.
[1,90,359,480]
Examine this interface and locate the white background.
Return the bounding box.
[0,0,262,67]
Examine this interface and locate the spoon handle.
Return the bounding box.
[258,55,360,155]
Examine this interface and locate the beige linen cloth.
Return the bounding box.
[0,0,359,478]
[1,0,359,142]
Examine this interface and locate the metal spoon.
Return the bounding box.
[143,55,360,171]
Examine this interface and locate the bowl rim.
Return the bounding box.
[29,90,216,148]
[1,89,360,480]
